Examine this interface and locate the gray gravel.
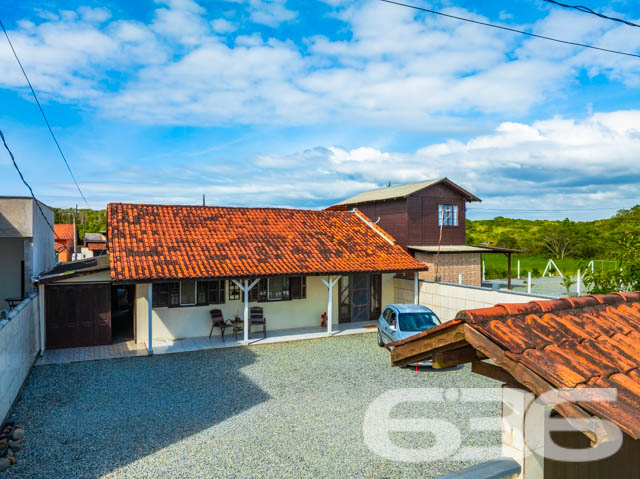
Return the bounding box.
[6,334,502,478]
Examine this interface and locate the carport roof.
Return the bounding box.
[107,203,428,282]
[38,254,110,283]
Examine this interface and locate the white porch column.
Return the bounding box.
[414,272,419,304]
[232,278,261,344]
[244,279,249,343]
[321,276,340,336]
[501,386,544,479]
[147,284,153,354]
[38,283,45,355]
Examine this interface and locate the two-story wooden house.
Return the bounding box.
[329,178,516,287]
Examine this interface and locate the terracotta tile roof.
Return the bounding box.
[54,224,75,240]
[87,242,106,251]
[460,293,640,438]
[107,203,428,282]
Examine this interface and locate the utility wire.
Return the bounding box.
[0,129,59,239]
[0,18,90,207]
[543,0,640,28]
[379,0,640,58]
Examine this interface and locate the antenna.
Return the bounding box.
[202,194,205,206]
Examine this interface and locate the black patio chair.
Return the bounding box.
[209,309,228,341]
[249,306,267,339]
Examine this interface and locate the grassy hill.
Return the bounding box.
[467,206,639,280]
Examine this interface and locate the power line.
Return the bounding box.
[379,0,640,59]
[0,18,90,207]
[543,0,640,28]
[0,129,58,239]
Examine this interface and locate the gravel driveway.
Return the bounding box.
[6,334,502,478]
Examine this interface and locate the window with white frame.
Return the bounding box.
[438,204,458,226]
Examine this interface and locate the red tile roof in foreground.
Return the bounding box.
[107,203,428,282]
[394,293,640,438]
[54,224,75,240]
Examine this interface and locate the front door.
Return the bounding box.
[351,274,370,323]
[338,274,382,323]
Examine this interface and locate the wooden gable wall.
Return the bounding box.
[357,182,468,248]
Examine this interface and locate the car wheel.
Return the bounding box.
[377,329,385,347]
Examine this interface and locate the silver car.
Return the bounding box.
[377,304,441,366]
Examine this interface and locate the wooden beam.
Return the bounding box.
[472,360,522,387]
[433,347,485,369]
[464,325,606,444]
[390,323,466,367]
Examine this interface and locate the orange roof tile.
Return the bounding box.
[87,242,106,251]
[54,224,75,240]
[456,292,640,438]
[389,292,640,438]
[107,203,428,282]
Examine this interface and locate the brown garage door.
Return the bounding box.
[46,284,112,349]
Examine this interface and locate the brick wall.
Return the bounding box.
[414,251,482,286]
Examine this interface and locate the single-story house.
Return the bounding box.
[389,292,640,479]
[54,224,76,262]
[37,203,427,351]
[81,231,107,257]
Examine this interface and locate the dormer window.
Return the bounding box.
[438,204,458,226]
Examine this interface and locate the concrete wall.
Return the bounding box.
[0,198,54,303]
[28,199,55,289]
[394,278,555,321]
[0,293,40,423]
[415,251,482,286]
[0,238,25,311]
[135,274,395,343]
[0,198,34,237]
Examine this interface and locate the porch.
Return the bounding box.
[135,272,417,353]
[36,320,377,365]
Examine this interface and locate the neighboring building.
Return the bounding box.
[0,197,55,311]
[54,223,76,262]
[389,292,640,479]
[37,203,427,350]
[329,178,518,287]
[81,231,107,257]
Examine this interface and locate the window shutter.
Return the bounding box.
[290,277,301,299]
[219,280,226,304]
[169,283,180,307]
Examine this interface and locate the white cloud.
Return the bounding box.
[41,110,640,219]
[211,18,236,34]
[1,1,639,129]
[245,0,297,27]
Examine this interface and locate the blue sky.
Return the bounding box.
[1,0,640,220]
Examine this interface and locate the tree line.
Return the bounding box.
[54,208,106,240]
[467,205,640,292]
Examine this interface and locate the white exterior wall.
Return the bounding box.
[394,278,554,321]
[135,274,395,343]
[0,294,40,422]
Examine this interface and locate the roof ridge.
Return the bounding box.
[108,202,353,215]
[455,292,640,324]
